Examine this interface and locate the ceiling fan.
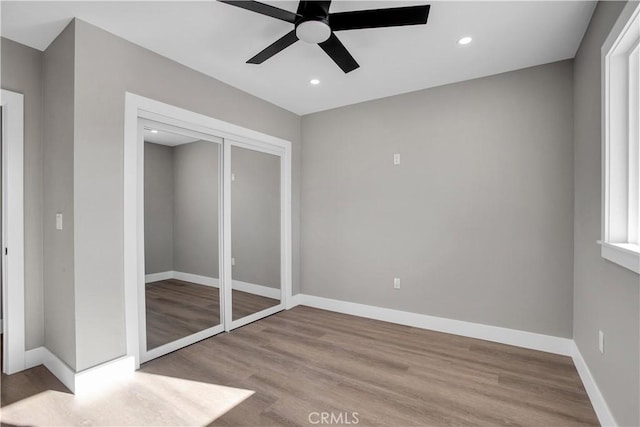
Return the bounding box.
[218,1,431,73]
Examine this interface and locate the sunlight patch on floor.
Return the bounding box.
[1,372,254,426]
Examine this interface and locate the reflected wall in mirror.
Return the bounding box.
[231,146,281,321]
[144,129,221,350]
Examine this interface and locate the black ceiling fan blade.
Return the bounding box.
[218,1,299,23]
[329,5,430,31]
[297,1,332,18]
[318,33,359,73]
[247,30,299,64]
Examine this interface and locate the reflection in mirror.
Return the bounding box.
[231,146,281,321]
[144,129,221,350]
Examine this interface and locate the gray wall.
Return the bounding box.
[573,2,640,425]
[144,140,220,278]
[1,38,44,350]
[144,142,174,275]
[301,60,575,338]
[42,22,76,368]
[173,140,220,279]
[73,19,300,371]
[231,146,281,288]
[145,139,282,287]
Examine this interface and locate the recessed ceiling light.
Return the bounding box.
[310,79,320,85]
[458,37,473,45]
[150,129,159,134]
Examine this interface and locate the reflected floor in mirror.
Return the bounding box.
[146,280,279,349]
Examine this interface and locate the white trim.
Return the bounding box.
[124,96,141,369]
[572,343,617,426]
[599,241,640,274]
[144,271,280,299]
[23,347,135,396]
[74,355,135,396]
[293,294,573,356]
[40,348,76,393]
[144,270,220,287]
[141,324,225,364]
[24,347,76,393]
[174,271,220,288]
[1,89,26,375]
[24,347,44,370]
[130,93,291,151]
[125,93,293,366]
[141,117,223,145]
[601,1,640,274]
[233,280,280,300]
[229,304,283,330]
[287,293,302,309]
[223,140,233,332]
[144,271,174,283]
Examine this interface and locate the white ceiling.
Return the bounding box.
[144,127,200,146]
[2,1,596,115]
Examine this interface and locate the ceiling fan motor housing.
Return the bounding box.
[295,18,331,44]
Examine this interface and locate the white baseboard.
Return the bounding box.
[23,347,135,396]
[233,280,280,299]
[144,271,279,299]
[25,347,76,392]
[287,293,303,309]
[294,294,573,356]
[173,271,220,288]
[572,342,617,426]
[146,271,220,287]
[144,271,173,283]
[75,355,135,395]
[25,346,45,370]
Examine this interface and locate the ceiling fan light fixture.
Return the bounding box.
[458,36,473,45]
[296,20,331,44]
[310,78,320,85]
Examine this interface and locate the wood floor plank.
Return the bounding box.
[145,279,279,349]
[2,305,599,426]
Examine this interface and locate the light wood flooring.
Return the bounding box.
[146,279,279,349]
[1,306,598,426]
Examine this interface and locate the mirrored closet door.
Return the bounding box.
[226,144,284,328]
[140,120,224,362]
[137,112,290,364]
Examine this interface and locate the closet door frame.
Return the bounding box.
[124,93,292,369]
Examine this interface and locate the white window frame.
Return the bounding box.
[601,1,640,275]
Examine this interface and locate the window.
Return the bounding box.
[601,1,640,274]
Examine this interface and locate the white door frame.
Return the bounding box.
[124,93,292,368]
[1,89,26,375]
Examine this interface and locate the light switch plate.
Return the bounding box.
[598,330,604,354]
